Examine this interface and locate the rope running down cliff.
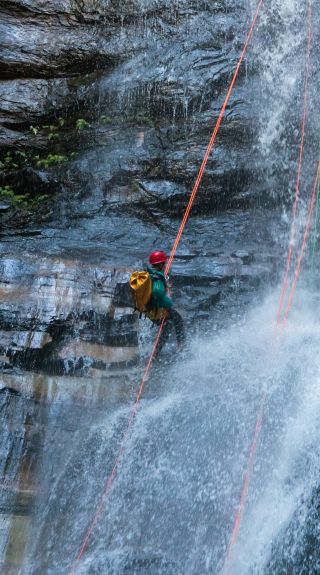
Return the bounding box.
[222,1,313,571]
[69,1,265,572]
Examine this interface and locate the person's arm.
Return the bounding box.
[152,279,172,309]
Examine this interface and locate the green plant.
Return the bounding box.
[11,194,29,207]
[0,185,48,209]
[0,152,19,170]
[48,132,59,141]
[11,193,48,209]
[18,194,48,209]
[36,154,67,169]
[0,185,15,199]
[42,117,66,140]
[29,125,39,136]
[75,118,90,131]
[43,124,59,141]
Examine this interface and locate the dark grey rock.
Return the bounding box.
[231,249,255,264]
[0,77,99,126]
[0,0,116,80]
[0,202,10,212]
[0,254,139,374]
[0,0,262,214]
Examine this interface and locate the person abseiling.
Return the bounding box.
[129,250,185,356]
[147,250,172,315]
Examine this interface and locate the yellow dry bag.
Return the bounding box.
[129,271,152,313]
[129,271,169,321]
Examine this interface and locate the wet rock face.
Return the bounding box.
[0,229,275,376]
[1,0,315,215]
[0,0,110,146]
[0,0,282,374]
[0,0,115,80]
[0,0,263,214]
[0,255,139,375]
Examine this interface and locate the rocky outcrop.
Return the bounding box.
[1,0,312,219]
[0,235,275,375]
[0,0,116,80]
[0,11,277,529]
[0,0,264,215]
[0,0,112,146]
[0,76,99,127]
[0,254,139,374]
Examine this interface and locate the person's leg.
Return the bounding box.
[169,308,185,347]
[153,318,171,357]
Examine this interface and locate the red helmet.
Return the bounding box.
[149,250,167,265]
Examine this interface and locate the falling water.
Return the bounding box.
[2,0,320,574]
[19,289,320,575]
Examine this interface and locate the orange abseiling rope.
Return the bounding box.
[222,160,320,575]
[69,317,166,575]
[223,3,313,570]
[166,0,264,273]
[222,390,267,572]
[282,161,320,326]
[69,2,264,572]
[274,0,312,333]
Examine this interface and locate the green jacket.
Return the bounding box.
[147,266,172,310]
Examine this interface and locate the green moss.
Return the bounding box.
[0,152,19,170]
[0,185,48,210]
[29,125,39,136]
[43,117,66,140]
[0,185,15,199]
[75,118,90,131]
[36,154,67,169]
